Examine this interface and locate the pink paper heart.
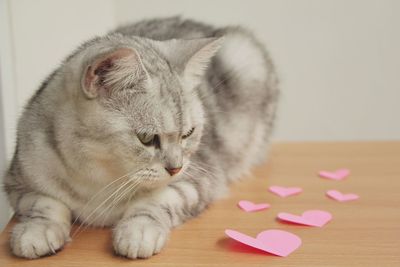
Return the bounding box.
[277,210,332,227]
[268,186,303,197]
[326,190,359,202]
[225,229,301,257]
[319,169,350,180]
[238,200,270,212]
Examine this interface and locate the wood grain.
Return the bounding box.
[1,142,399,266]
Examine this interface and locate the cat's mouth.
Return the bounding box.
[123,158,190,192]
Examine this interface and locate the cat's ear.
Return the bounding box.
[183,38,224,87]
[82,47,148,98]
[154,37,224,87]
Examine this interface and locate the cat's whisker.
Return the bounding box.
[95,173,151,228]
[124,174,154,208]
[88,171,149,230]
[72,169,140,227]
[87,179,140,230]
[72,183,129,237]
[92,168,154,228]
[182,170,201,183]
[108,177,143,208]
[97,179,140,227]
[72,177,134,237]
[190,161,219,173]
[188,163,217,178]
[186,167,217,185]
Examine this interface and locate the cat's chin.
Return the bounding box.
[138,175,181,192]
[140,177,172,192]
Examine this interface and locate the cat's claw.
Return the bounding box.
[10,219,69,259]
[113,215,169,259]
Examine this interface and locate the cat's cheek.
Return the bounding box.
[182,145,198,159]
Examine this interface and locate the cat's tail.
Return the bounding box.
[209,27,280,166]
[215,27,275,88]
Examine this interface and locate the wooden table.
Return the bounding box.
[1,142,399,266]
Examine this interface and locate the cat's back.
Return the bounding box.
[115,16,216,40]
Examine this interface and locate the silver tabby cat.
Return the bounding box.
[3,17,279,259]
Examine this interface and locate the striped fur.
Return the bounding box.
[3,17,279,259]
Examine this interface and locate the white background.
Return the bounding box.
[0,0,399,229]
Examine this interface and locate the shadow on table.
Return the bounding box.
[216,237,273,256]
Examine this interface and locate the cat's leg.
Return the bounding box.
[113,173,225,259]
[9,192,71,259]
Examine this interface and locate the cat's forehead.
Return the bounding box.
[122,88,186,134]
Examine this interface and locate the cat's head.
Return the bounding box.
[68,35,222,189]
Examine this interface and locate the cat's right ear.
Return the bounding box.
[81,48,148,99]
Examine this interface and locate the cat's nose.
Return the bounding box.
[165,167,182,176]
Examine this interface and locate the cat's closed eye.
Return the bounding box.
[137,132,157,146]
[182,127,195,139]
[137,128,194,147]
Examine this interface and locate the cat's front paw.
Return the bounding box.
[10,219,70,259]
[113,215,169,259]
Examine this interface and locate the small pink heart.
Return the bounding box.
[277,210,332,227]
[225,229,301,257]
[268,186,303,197]
[238,200,270,212]
[319,169,350,180]
[326,190,359,202]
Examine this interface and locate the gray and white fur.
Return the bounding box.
[3,17,279,259]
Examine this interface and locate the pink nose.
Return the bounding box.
[165,167,182,176]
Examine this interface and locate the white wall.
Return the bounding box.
[1,0,399,229]
[10,0,116,110]
[6,0,400,143]
[0,0,18,231]
[115,0,400,141]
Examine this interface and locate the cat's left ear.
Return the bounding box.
[155,37,224,88]
[82,47,149,99]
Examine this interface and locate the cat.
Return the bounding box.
[3,17,279,259]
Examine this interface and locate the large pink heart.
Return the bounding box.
[225,229,301,257]
[238,200,270,212]
[277,210,332,227]
[326,190,359,202]
[319,169,350,180]
[268,186,303,197]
